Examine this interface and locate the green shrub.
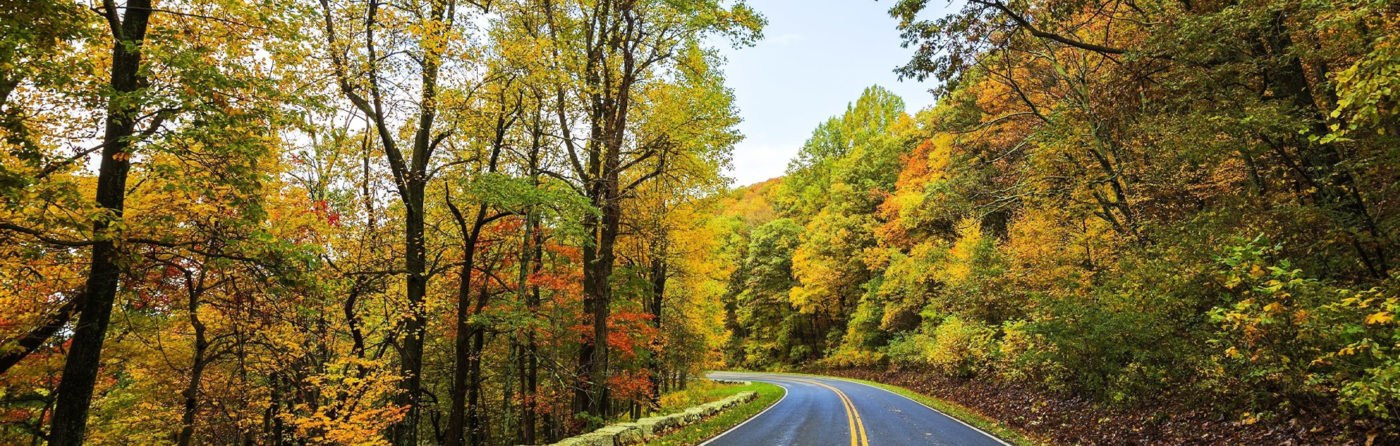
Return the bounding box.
[842,282,891,351]
[1026,241,1219,404]
[884,333,933,367]
[821,348,887,368]
[1209,236,1400,419]
[995,319,1040,381]
[927,315,996,377]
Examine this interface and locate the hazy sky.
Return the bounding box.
[717,0,947,186]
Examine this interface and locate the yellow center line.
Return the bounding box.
[838,385,870,446]
[836,383,856,446]
[780,378,870,446]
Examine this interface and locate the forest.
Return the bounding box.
[2,0,761,444]
[2,0,1399,444]
[710,0,1400,442]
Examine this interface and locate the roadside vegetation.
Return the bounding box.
[651,380,758,417]
[644,381,783,446]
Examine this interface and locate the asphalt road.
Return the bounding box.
[702,372,1011,446]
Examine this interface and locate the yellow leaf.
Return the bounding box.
[1249,264,1266,278]
[1364,312,1394,325]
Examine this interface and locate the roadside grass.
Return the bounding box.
[644,381,785,446]
[759,371,1042,446]
[651,379,745,415]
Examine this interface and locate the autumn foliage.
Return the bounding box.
[0,0,759,445]
[710,0,1400,441]
[5,0,1400,443]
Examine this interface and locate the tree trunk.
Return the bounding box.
[446,111,507,446]
[443,201,492,446]
[393,181,427,446]
[175,338,206,446]
[47,2,152,444]
[1265,14,1390,277]
[555,0,652,424]
[0,297,78,375]
[177,275,209,446]
[647,257,667,405]
[521,109,546,446]
[392,0,449,439]
[465,313,488,446]
[523,223,543,445]
[579,185,622,420]
[512,204,537,445]
[444,200,476,446]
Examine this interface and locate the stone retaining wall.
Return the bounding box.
[541,390,758,446]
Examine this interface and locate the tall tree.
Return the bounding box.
[532,0,761,420]
[318,0,489,441]
[443,78,520,446]
[46,2,154,443]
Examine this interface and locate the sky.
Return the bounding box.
[717,0,948,186]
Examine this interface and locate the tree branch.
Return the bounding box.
[975,0,1128,54]
[0,296,80,376]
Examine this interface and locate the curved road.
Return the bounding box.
[703,372,1010,446]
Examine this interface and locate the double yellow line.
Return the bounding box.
[784,378,870,446]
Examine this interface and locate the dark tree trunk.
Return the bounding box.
[394,178,428,446]
[521,108,546,446]
[47,2,152,444]
[445,196,488,446]
[0,297,78,375]
[548,0,657,424]
[523,220,543,444]
[175,338,206,446]
[1264,14,1390,277]
[446,106,509,446]
[576,174,623,420]
[176,269,210,446]
[647,257,667,405]
[512,203,538,445]
[392,0,450,439]
[318,1,452,442]
[465,300,488,446]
